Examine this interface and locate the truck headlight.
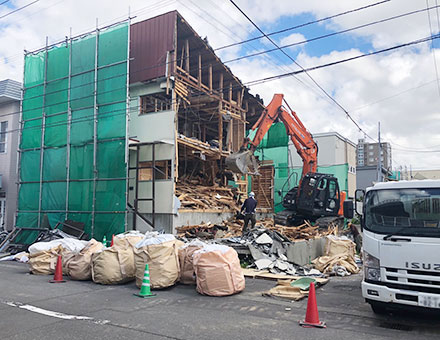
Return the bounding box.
[364,251,381,282]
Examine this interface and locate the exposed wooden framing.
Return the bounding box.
[228,119,233,151]
[218,101,223,153]
[236,90,241,108]
[180,44,185,69]
[198,54,202,86]
[229,83,233,102]
[219,73,223,99]
[166,51,171,95]
[185,39,190,73]
[208,64,212,94]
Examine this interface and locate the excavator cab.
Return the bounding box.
[296,173,341,218]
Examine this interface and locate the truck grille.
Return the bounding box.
[383,267,440,294]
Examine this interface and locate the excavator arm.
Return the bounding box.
[226,94,317,180]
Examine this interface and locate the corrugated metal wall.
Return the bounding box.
[130,11,176,84]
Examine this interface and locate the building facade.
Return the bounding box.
[0,79,21,231]
[288,131,357,198]
[357,138,392,169]
[16,12,264,239]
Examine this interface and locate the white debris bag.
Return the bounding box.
[134,233,181,289]
[193,244,245,296]
[28,244,64,275]
[91,247,136,284]
[67,239,104,280]
[112,231,144,250]
[28,238,88,255]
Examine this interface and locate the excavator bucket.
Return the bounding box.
[225,150,259,175]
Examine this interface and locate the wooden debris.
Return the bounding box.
[176,180,242,213]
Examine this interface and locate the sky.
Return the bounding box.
[1,0,440,171]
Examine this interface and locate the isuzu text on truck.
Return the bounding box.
[345,180,440,314]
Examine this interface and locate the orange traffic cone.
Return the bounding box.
[299,282,326,328]
[110,234,114,247]
[50,255,66,283]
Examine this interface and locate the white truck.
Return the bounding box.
[345,180,440,314]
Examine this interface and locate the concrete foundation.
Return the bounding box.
[285,237,326,266]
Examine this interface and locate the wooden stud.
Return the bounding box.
[180,44,185,69]
[185,39,190,73]
[198,54,202,86]
[218,101,223,154]
[209,64,212,94]
[229,83,233,102]
[219,73,223,99]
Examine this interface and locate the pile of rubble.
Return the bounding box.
[176,181,241,212]
[177,216,359,278]
[219,228,324,277]
[176,219,244,239]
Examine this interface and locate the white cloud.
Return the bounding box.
[279,33,306,50]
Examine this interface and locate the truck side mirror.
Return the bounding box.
[355,189,365,215]
[343,201,354,219]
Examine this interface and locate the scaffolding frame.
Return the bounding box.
[16,20,131,241]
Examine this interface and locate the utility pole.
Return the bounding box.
[377,122,383,182]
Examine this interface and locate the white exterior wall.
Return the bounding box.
[288,132,357,197]
[0,100,20,230]
[128,81,176,232]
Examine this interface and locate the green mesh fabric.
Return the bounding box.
[22,85,43,120]
[17,22,129,241]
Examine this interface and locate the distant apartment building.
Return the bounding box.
[356,138,392,190]
[0,79,21,231]
[357,138,392,170]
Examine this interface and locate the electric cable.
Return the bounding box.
[228,0,376,141]
[216,0,390,51]
[0,0,39,20]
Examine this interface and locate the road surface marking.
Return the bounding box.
[4,301,109,324]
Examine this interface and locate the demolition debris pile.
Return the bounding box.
[177,218,359,277]
[176,180,241,213]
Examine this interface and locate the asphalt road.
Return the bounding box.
[0,261,439,340]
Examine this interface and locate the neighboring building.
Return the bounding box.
[409,169,440,180]
[0,79,21,231]
[357,138,392,170]
[288,132,357,198]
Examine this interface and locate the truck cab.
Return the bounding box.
[356,180,440,313]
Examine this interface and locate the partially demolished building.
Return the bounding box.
[16,11,265,240]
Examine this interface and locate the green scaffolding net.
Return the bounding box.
[17,22,129,242]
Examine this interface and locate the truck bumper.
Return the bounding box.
[362,281,440,309]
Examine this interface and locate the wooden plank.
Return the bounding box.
[185,39,190,73]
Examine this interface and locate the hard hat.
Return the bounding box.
[249,192,255,197]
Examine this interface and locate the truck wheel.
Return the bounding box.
[370,302,387,315]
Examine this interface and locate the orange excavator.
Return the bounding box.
[225,94,346,226]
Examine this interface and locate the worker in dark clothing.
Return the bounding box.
[241,192,257,233]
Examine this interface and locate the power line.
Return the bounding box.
[216,0,390,51]
[426,0,440,97]
[2,29,439,126]
[178,0,327,106]
[2,2,436,109]
[0,0,11,6]
[0,0,39,20]
[245,34,440,86]
[225,4,440,65]
[228,0,377,141]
